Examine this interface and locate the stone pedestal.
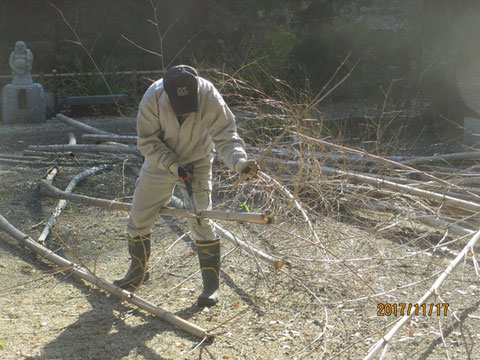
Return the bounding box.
[2,83,46,124]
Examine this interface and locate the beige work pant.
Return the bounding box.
[127,155,216,241]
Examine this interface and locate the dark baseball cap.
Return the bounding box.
[163,65,199,115]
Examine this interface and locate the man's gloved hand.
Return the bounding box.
[169,162,193,182]
[234,158,259,181]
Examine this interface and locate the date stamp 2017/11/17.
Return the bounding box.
[377,303,449,316]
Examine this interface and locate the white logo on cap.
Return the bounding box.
[177,86,189,96]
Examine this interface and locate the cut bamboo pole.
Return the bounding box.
[248,145,389,166]
[82,134,138,144]
[0,158,112,167]
[293,132,480,166]
[0,154,48,161]
[38,165,111,244]
[56,113,115,135]
[0,214,213,342]
[169,195,284,268]
[24,150,108,160]
[292,132,480,199]
[39,180,272,224]
[362,199,475,238]
[363,230,480,360]
[325,166,480,214]
[27,144,141,157]
[402,151,480,166]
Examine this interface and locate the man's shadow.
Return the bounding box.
[32,272,205,360]
[0,237,205,360]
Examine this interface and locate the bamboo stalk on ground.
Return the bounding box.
[27,144,141,156]
[0,154,49,161]
[402,151,480,166]
[0,158,114,167]
[24,150,109,160]
[292,131,480,199]
[363,230,480,360]
[82,134,138,144]
[267,154,480,203]
[39,180,272,224]
[38,165,111,244]
[127,164,284,267]
[56,113,115,135]
[0,214,213,342]
[362,199,476,238]
[324,165,480,214]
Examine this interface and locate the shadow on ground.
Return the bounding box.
[32,276,205,360]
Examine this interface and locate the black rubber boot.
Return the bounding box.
[196,239,220,307]
[113,234,151,290]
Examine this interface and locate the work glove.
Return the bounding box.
[169,162,193,182]
[234,158,259,181]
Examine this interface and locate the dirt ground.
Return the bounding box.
[1,116,480,360]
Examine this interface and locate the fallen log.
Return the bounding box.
[363,230,480,360]
[39,180,272,224]
[0,214,213,342]
[56,113,115,136]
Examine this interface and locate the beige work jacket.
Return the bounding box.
[137,77,247,172]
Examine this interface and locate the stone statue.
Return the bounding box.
[2,41,46,124]
[9,41,33,85]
